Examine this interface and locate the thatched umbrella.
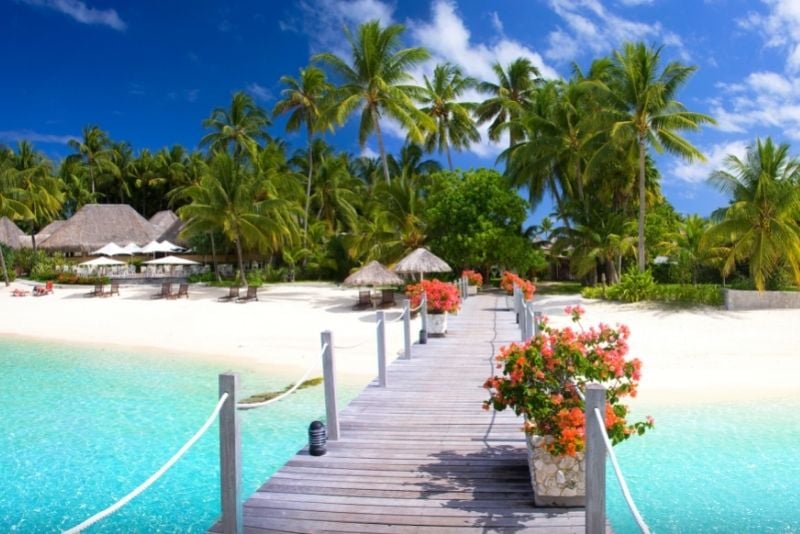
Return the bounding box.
[0,217,25,249]
[393,247,451,280]
[343,261,404,287]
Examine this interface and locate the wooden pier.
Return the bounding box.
[210,293,598,533]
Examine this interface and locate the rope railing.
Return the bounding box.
[408,302,424,313]
[592,407,651,534]
[236,344,327,409]
[388,310,407,322]
[63,392,231,534]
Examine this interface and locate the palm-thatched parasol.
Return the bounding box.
[392,247,451,280]
[343,260,404,287]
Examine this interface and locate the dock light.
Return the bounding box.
[308,420,327,456]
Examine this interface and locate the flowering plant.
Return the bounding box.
[461,269,483,287]
[483,305,653,456]
[500,271,536,300]
[406,278,461,314]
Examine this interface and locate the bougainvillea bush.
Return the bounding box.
[484,305,653,456]
[500,271,536,300]
[406,278,461,314]
[461,269,483,287]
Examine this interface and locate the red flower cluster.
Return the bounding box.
[483,305,653,456]
[405,278,461,314]
[461,269,483,287]
[500,271,536,300]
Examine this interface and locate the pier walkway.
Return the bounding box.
[210,292,596,533]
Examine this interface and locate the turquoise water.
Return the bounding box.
[608,397,800,533]
[0,338,359,533]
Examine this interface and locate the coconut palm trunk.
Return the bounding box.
[304,124,314,241]
[372,108,391,183]
[209,231,221,282]
[235,235,247,287]
[0,246,8,286]
[445,139,453,171]
[637,135,646,272]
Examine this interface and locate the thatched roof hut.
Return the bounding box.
[17,219,66,248]
[393,247,451,276]
[0,217,25,249]
[343,261,404,287]
[40,204,159,253]
[149,210,179,233]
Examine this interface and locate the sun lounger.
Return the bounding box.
[151,282,172,299]
[218,286,240,302]
[175,283,189,299]
[11,288,29,297]
[236,286,258,303]
[352,289,372,310]
[108,282,120,296]
[378,289,396,308]
[33,280,54,296]
[86,283,103,297]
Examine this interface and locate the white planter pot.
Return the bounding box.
[526,434,585,507]
[467,285,478,296]
[428,312,448,336]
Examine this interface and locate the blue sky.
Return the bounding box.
[2,0,798,222]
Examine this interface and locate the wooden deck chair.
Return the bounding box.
[151,282,171,299]
[378,289,396,308]
[108,282,120,296]
[175,283,189,299]
[236,286,258,303]
[86,283,103,297]
[352,290,372,310]
[218,286,239,302]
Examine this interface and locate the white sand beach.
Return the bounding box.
[2,283,798,403]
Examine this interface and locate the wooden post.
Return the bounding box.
[514,286,522,325]
[585,383,606,534]
[420,293,428,344]
[321,331,339,440]
[523,302,533,341]
[376,310,387,387]
[402,299,411,360]
[219,372,242,534]
[533,311,543,336]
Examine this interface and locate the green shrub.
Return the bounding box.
[246,270,263,288]
[188,272,217,283]
[582,282,722,306]
[55,272,109,285]
[580,286,605,299]
[610,269,656,302]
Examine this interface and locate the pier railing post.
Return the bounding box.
[533,310,542,336]
[586,383,607,534]
[321,331,339,440]
[514,285,522,325]
[522,302,532,341]
[376,310,387,387]
[420,293,428,344]
[402,299,412,360]
[219,372,242,534]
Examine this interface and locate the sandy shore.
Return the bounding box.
[2,282,798,404]
[0,281,415,383]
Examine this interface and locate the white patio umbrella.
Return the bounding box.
[79,256,127,267]
[120,242,143,254]
[90,242,127,256]
[142,255,199,265]
[141,240,183,254]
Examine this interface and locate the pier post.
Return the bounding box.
[586,383,607,534]
[219,372,242,534]
[420,293,428,344]
[321,331,339,440]
[514,285,522,325]
[533,310,542,336]
[376,310,387,387]
[402,299,412,360]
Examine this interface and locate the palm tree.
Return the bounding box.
[273,66,333,242]
[0,147,30,285]
[608,42,715,271]
[387,143,442,185]
[705,138,800,290]
[201,91,270,161]
[417,63,479,169]
[13,142,63,252]
[314,20,433,183]
[475,57,541,150]
[67,125,117,197]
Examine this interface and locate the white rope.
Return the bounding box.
[333,339,371,350]
[593,407,651,534]
[408,302,424,313]
[63,392,230,534]
[237,344,327,409]
[389,310,406,323]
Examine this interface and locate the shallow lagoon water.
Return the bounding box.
[0,338,360,532]
[2,338,800,532]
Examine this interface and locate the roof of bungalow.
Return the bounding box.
[39,204,159,253]
[149,210,180,233]
[0,216,25,249]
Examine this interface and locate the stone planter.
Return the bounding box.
[428,312,448,336]
[467,285,478,296]
[526,434,585,507]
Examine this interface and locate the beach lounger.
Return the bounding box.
[86,283,103,297]
[218,286,240,302]
[175,283,189,299]
[352,290,372,310]
[108,282,120,296]
[151,282,172,299]
[33,280,54,296]
[378,289,396,308]
[236,286,258,303]
[11,288,29,297]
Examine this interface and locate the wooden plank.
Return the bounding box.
[207,294,604,533]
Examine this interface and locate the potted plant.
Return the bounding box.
[406,278,461,336]
[500,271,536,308]
[462,269,483,295]
[483,305,653,506]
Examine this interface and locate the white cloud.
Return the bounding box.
[360,146,379,159]
[0,130,77,145]
[246,83,273,102]
[670,140,749,184]
[739,0,800,73]
[186,89,199,103]
[490,11,503,34]
[19,0,126,31]
[543,0,688,62]
[617,0,654,5]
